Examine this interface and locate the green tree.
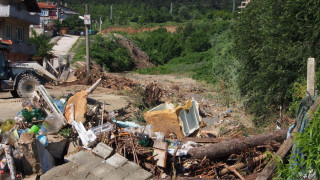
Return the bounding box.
[29,30,54,60]
[233,0,320,120]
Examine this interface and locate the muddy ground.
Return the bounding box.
[0,71,253,135]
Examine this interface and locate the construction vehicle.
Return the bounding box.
[0,42,61,98]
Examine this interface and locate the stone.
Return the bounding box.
[65,139,81,158]
[123,168,153,180]
[105,153,128,168]
[18,133,42,175]
[92,143,114,159]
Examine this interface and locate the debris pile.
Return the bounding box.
[0,73,292,180]
[143,82,163,107]
[74,64,136,90]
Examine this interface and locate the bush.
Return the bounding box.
[91,35,133,72]
[29,30,53,60]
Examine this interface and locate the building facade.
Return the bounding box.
[38,2,57,25]
[39,2,78,25]
[0,0,40,62]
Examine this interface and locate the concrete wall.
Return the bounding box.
[0,0,40,25]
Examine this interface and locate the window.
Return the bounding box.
[40,10,49,16]
[16,27,23,41]
[5,24,12,39]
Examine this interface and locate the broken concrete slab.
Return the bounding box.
[90,163,115,178]
[18,133,42,175]
[106,153,128,168]
[65,139,81,158]
[123,168,153,180]
[40,162,76,180]
[92,143,114,159]
[47,134,67,158]
[66,151,102,165]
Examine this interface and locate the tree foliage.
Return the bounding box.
[233,0,320,119]
[39,0,235,26]
[91,35,133,72]
[29,30,54,60]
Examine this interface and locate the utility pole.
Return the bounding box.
[110,5,113,20]
[99,17,102,32]
[170,2,173,16]
[233,0,236,13]
[85,4,90,76]
[95,20,97,29]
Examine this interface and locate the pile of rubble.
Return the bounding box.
[0,76,291,179]
[74,64,136,90]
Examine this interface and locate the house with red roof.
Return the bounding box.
[38,2,58,25]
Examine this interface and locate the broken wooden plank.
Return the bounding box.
[220,154,267,175]
[188,130,287,159]
[85,78,102,94]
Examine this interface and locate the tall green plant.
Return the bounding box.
[233,0,320,119]
[276,105,320,179]
[29,30,54,60]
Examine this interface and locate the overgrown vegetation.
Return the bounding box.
[91,35,133,72]
[233,0,320,122]
[66,0,320,127]
[29,30,54,60]
[276,105,320,179]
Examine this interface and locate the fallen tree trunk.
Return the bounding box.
[188,130,287,159]
[255,134,294,180]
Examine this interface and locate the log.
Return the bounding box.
[255,134,293,180]
[188,130,287,159]
[180,137,227,143]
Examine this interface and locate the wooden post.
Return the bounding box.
[307,58,315,96]
[85,4,91,76]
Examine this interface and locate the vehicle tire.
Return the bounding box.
[10,90,19,98]
[16,74,40,98]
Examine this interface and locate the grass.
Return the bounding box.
[71,37,86,63]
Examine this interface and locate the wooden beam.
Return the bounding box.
[307,58,315,96]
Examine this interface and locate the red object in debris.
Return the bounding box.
[1,40,12,45]
[1,170,5,174]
